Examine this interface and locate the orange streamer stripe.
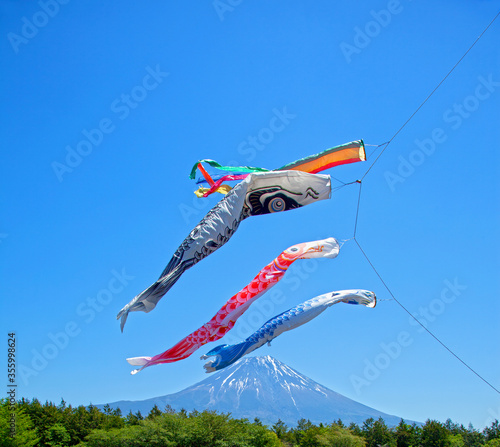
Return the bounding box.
[285,146,365,174]
[305,157,365,174]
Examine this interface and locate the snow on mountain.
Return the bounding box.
[99,355,409,426]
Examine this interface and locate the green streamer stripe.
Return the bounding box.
[189,159,270,179]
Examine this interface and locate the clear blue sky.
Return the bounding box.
[1,0,499,429]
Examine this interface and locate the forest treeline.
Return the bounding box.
[0,398,499,447]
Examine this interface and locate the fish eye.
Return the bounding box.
[290,247,299,252]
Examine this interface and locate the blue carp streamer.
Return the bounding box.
[201,289,376,372]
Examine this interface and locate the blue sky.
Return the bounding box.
[1,0,499,429]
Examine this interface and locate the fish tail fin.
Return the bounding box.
[126,356,152,375]
[126,356,152,366]
[117,308,129,332]
[202,342,251,372]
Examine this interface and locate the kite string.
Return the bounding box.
[338,237,353,249]
[353,181,362,238]
[366,142,389,160]
[331,179,361,194]
[353,236,500,395]
[337,181,499,393]
[348,11,500,395]
[361,10,500,180]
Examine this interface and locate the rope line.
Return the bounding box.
[338,238,354,249]
[361,11,500,180]
[353,181,362,238]
[330,176,348,186]
[366,142,389,160]
[354,238,500,395]
[349,11,500,394]
[330,180,361,195]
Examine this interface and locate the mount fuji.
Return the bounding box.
[100,355,408,426]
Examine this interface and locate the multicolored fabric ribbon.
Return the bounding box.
[190,140,366,197]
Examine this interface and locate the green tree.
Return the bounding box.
[125,410,141,426]
[349,422,363,438]
[325,424,366,446]
[155,412,189,445]
[85,404,107,430]
[395,419,420,447]
[0,399,39,447]
[296,423,366,447]
[244,420,282,447]
[45,423,71,447]
[84,425,144,447]
[102,406,125,431]
[186,410,234,446]
[298,425,321,447]
[147,404,163,420]
[73,404,106,441]
[272,419,288,439]
[421,420,450,447]
[297,419,315,431]
[448,434,465,447]
[102,404,112,415]
[445,419,462,435]
[148,410,280,447]
[484,421,500,442]
[362,417,395,447]
[462,423,483,447]
[163,404,176,414]
[132,418,176,446]
[292,418,315,445]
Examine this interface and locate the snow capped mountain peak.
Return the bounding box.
[204,355,326,410]
[101,356,409,426]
